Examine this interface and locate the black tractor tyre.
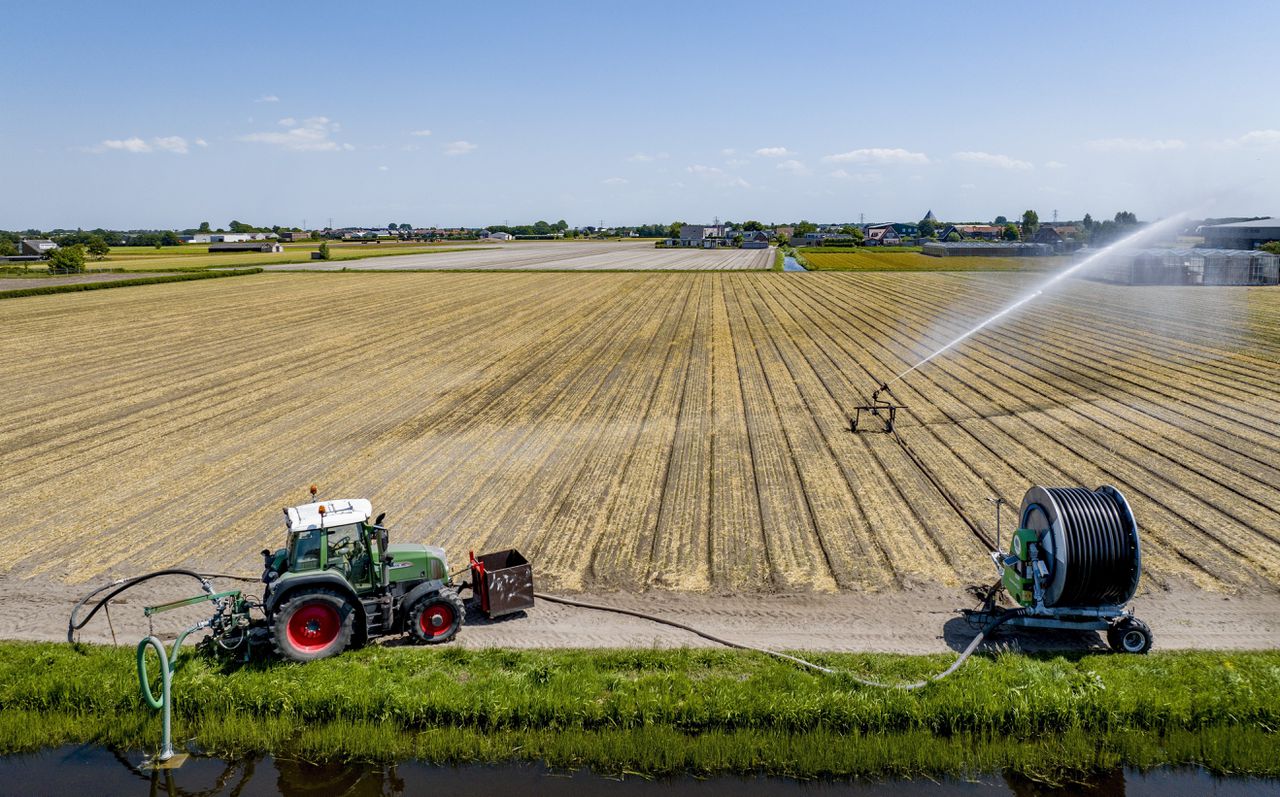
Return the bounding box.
[407,589,465,645]
[271,588,357,662]
[1107,617,1153,654]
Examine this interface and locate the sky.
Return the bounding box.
[3,1,1279,230]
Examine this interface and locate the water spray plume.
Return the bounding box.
[885,213,1189,388]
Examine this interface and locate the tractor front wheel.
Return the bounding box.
[408,590,465,645]
[271,589,356,662]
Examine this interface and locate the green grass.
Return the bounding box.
[773,247,784,271]
[800,249,1063,272]
[0,643,1276,777]
[0,268,262,300]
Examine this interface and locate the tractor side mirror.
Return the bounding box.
[374,512,386,526]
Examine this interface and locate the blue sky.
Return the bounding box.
[3,1,1278,229]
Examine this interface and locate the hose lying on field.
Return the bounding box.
[534,592,1023,690]
[66,569,259,644]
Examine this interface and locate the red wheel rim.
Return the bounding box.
[419,604,455,638]
[286,603,341,652]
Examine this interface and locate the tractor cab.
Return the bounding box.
[276,498,383,587]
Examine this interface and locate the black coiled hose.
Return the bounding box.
[1023,486,1140,608]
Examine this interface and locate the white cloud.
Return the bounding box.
[602,176,628,185]
[1085,137,1186,152]
[152,136,190,154]
[720,148,736,156]
[1044,160,1066,169]
[93,135,192,154]
[195,138,209,147]
[823,147,929,164]
[378,165,389,171]
[776,159,810,175]
[827,169,882,183]
[728,177,751,189]
[1219,129,1280,149]
[240,117,347,152]
[444,140,477,156]
[410,129,433,137]
[255,94,279,103]
[952,151,1032,170]
[686,164,724,176]
[627,151,668,162]
[754,146,792,158]
[277,117,297,127]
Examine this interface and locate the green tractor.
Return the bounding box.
[255,488,532,661]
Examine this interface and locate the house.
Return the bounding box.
[738,230,770,249]
[279,231,311,242]
[1199,218,1280,250]
[181,234,213,244]
[208,242,284,253]
[922,209,937,223]
[1033,225,1083,251]
[939,224,1003,241]
[481,231,514,241]
[19,239,58,256]
[864,224,902,246]
[773,226,794,239]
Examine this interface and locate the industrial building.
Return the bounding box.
[1198,218,1280,250]
[1083,247,1279,286]
[208,242,284,253]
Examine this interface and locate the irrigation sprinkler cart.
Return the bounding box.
[963,485,1153,654]
[850,383,905,434]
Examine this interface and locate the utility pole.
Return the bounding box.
[1053,209,1059,223]
[859,212,865,225]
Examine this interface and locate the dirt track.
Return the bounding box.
[9,575,1277,653]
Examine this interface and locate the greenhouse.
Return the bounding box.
[1083,248,1280,286]
[921,241,1055,257]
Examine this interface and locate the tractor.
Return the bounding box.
[258,491,473,661]
[67,488,534,662]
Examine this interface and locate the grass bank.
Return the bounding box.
[0,268,262,300]
[1,643,1276,777]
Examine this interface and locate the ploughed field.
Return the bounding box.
[801,249,1060,272]
[266,240,774,271]
[2,272,1278,594]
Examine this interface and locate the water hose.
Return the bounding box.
[66,569,253,643]
[534,592,1022,690]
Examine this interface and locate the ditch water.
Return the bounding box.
[782,255,806,271]
[1,746,1276,797]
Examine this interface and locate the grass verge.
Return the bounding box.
[0,643,1276,777]
[0,268,262,300]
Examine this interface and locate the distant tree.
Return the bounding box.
[743,220,765,232]
[532,220,552,235]
[839,225,865,242]
[733,233,743,247]
[228,220,259,233]
[1002,223,1019,241]
[794,220,818,236]
[1114,210,1137,225]
[160,231,182,246]
[994,215,1008,225]
[0,239,16,257]
[198,221,211,233]
[318,242,331,260]
[918,217,937,238]
[946,231,962,242]
[1082,213,1094,230]
[1020,210,1039,239]
[47,244,86,274]
[86,235,111,260]
[667,222,682,239]
[1260,241,1280,256]
[554,219,568,232]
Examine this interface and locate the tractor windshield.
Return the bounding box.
[290,529,323,571]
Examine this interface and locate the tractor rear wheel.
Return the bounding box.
[408,589,465,645]
[271,588,356,662]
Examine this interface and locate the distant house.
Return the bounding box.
[279,231,311,242]
[773,226,794,239]
[19,239,58,256]
[864,224,902,246]
[181,234,213,244]
[739,230,770,249]
[482,231,514,241]
[939,224,1003,241]
[1033,225,1083,251]
[922,209,937,223]
[677,225,715,248]
[1199,218,1280,250]
[208,242,283,253]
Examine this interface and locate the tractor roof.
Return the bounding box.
[284,498,372,531]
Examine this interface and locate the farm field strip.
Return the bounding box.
[1,272,1277,594]
[799,250,1062,272]
[265,241,774,271]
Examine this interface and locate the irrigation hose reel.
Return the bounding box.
[967,485,1153,654]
